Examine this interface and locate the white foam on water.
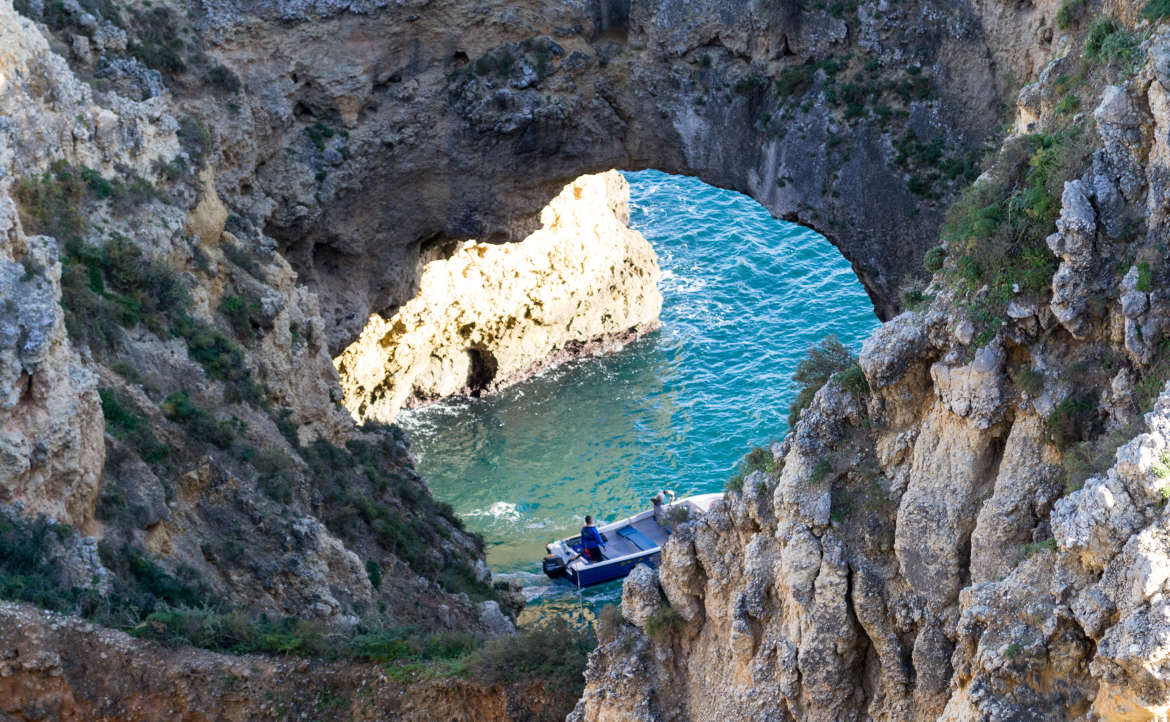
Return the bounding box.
[465,501,521,521]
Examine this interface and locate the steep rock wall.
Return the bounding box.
[0,0,504,637]
[181,0,1016,348]
[335,170,661,423]
[575,22,1170,721]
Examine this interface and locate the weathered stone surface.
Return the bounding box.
[622,564,665,630]
[335,171,662,423]
[0,601,560,721]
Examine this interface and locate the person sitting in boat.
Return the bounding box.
[578,515,606,563]
[651,489,676,528]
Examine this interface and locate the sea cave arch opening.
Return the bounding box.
[333,167,881,579]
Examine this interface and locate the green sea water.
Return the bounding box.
[398,170,880,616]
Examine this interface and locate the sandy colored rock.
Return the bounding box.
[335,171,662,423]
[184,166,228,246]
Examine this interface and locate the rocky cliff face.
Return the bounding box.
[178,0,1010,341]
[0,0,506,638]
[335,170,661,423]
[575,16,1170,721]
[6,0,1170,718]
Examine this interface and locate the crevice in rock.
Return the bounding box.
[957,430,1009,593]
[465,347,498,398]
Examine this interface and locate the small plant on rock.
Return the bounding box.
[727,446,777,492]
[644,605,685,642]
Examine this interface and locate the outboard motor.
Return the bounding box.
[543,555,568,580]
[545,540,568,580]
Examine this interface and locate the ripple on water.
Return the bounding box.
[398,170,880,618]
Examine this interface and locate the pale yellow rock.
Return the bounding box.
[185,167,228,246]
[335,170,662,423]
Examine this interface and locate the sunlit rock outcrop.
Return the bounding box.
[335,170,661,423]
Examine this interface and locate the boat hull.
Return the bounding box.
[542,492,723,589]
[567,549,661,587]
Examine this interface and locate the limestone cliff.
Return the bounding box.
[180,0,1008,342]
[336,170,661,423]
[0,0,504,639]
[575,16,1170,722]
[7,0,1170,717]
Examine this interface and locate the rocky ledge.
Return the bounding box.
[0,601,564,721]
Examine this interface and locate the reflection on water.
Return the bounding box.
[399,170,880,618]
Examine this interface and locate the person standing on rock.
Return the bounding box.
[651,489,676,528]
[579,515,606,562]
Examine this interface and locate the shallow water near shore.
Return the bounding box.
[398,169,880,621]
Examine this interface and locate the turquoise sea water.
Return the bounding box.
[398,170,879,615]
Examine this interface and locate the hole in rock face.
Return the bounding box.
[293,101,313,120]
[451,51,469,66]
[392,170,881,588]
[465,348,498,397]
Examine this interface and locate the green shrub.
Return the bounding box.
[111,361,141,383]
[0,514,77,613]
[733,74,766,96]
[12,162,95,242]
[470,617,594,701]
[903,288,931,309]
[1055,0,1085,29]
[177,117,211,170]
[775,63,815,96]
[365,559,383,590]
[127,6,186,75]
[644,605,685,641]
[1045,390,1099,449]
[207,64,241,94]
[1015,367,1045,395]
[1055,93,1081,115]
[923,246,947,272]
[1063,417,1141,492]
[1085,18,1140,67]
[98,387,170,465]
[161,391,240,449]
[1132,340,1170,411]
[1142,0,1170,20]
[787,335,864,428]
[810,458,834,484]
[222,242,264,279]
[171,313,264,405]
[727,446,776,492]
[939,131,1087,309]
[829,487,853,522]
[835,362,869,398]
[1022,538,1057,556]
[438,562,497,603]
[1137,262,1153,292]
[52,232,189,354]
[219,295,261,337]
[1085,18,1119,58]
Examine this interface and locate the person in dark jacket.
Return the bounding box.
[579,515,605,562]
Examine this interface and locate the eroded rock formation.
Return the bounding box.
[0,0,504,639]
[335,170,661,423]
[190,0,1010,343]
[574,22,1170,721]
[6,0,1170,716]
